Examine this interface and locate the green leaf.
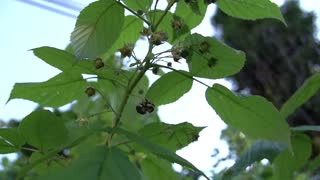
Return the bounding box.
[0,139,19,154]
[308,154,320,172]
[182,33,245,79]
[32,47,127,83]
[138,122,204,151]
[272,133,312,180]
[205,84,291,146]
[224,140,286,178]
[102,15,143,59]
[104,127,209,180]
[0,128,25,148]
[71,0,124,59]
[291,125,320,132]
[8,71,87,108]
[95,73,155,132]
[148,11,190,43]
[146,70,193,106]
[217,0,286,24]
[30,153,63,176]
[281,73,320,118]
[32,46,77,72]
[141,154,180,180]
[41,146,141,180]
[19,110,68,151]
[175,0,207,29]
[32,46,96,74]
[123,0,152,12]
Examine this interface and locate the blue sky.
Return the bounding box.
[0,0,319,177]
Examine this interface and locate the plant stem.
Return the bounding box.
[106,41,154,146]
[152,0,176,31]
[153,64,211,88]
[116,1,151,26]
[105,68,148,146]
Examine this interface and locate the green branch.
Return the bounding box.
[152,0,176,31]
[116,0,151,26]
[153,64,211,88]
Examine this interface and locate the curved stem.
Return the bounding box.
[152,0,176,31]
[106,42,154,146]
[153,64,211,88]
[116,0,151,26]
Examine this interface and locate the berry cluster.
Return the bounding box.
[136,99,155,115]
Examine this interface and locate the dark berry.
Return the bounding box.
[85,87,96,97]
[152,67,159,75]
[136,104,146,114]
[137,10,144,16]
[94,57,104,69]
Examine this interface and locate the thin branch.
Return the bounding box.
[116,1,151,26]
[152,0,176,31]
[152,0,160,24]
[106,42,154,146]
[153,64,211,88]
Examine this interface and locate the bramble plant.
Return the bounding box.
[3,0,320,179]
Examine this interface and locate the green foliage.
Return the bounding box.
[206,84,291,145]
[175,0,207,29]
[102,15,143,60]
[19,110,68,151]
[281,73,320,118]
[182,33,245,79]
[42,146,141,180]
[272,133,312,180]
[123,0,152,12]
[3,0,315,179]
[146,71,193,106]
[217,0,286,24]
[212,1,320,178]
[71,0,124,59]
[140,154,180,180]
[292,125,320,132]
[103,127,209,179]
[0,128,25,153]
[8,72,87,108]
[138,122,204,151]
[224,140,286,178]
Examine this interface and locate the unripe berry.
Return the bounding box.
[171,19,184,30]
[141,27,151,36]
[137,10,144,16]
[150,31,168,45]
[199,41,210,54]
[119,43,134,58]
